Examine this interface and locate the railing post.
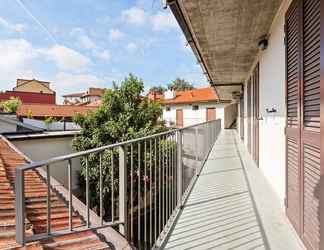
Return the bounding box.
[16,168,25,245]
[177,130,183,207]
[119,146,128,238]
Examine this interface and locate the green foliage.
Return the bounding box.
[149,85,166,94]
[167,77,194,91]
[44,116,56,125]
[73,73,168,218]
[0,97,21,113]
[27,109,33,119]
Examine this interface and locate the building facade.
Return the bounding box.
[0,79,56,104]
[168,0,323,249]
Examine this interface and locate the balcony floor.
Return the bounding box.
[163,130,305,250]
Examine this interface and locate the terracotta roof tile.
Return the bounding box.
[0,138,110,249]
[159,87,219,104]
[17,104,97,118]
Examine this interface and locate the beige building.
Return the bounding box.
[13,79,55,94]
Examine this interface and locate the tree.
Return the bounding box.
[167,78,194,91]
[149,85,166,94]
[72,74,166,218]
[0,97,22,113]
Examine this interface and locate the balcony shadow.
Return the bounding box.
[163,131,269,250]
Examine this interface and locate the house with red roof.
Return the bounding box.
[0,79,56,104]
[150,87,237,128]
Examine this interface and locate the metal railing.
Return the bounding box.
[15,119,221,249]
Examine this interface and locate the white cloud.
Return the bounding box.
[179,34,191,52]
[122,7,146,25]
[94,50,111,61]
[79,34,97,49]
[71,28,97,50]
[55,72,106,88]
[126,42,137,53]
[109,28,124,41]
[151,12,178,31]
[42,45,92,71]
[0,16,25,33]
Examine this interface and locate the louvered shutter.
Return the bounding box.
[301,0,320,248]
[285,0,301,233]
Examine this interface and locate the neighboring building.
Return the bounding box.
[63,87,106,105]
[0,79,56,104]
[17,103,97,121]
[151,87,236,128]
[13,79,55,94]
[62,92,84,105]
[80,87,106,104]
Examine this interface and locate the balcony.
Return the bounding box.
[10,119,306,249]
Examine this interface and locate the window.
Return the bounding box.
[192,105,199,111]
[166,106,171,111]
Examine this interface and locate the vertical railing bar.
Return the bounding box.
[15,168,25,245]
[130,144,134,242]
[149,139,153,248]
[118,145,128,238]
[85,157,90,228]
[158,136,161,235]
[171,134,174,212]
[177,130,183,206]
[168,135,172,217]
[46,165,51,235]
[137,142,141,249]
[144,140,147,248]
[154,137,157,244]
[68,159,73,231]
[166,134,169,225]
[162,135,165,229]
[111,151,114,223]
[99,153,103,226]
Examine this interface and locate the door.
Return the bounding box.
[206,108,216,121]
[285,0,321,248]
[176,109,183,127]
[240,95,244,140]
[252,63,260,165]
[247,78,252,153]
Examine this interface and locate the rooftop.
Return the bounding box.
[158,87,220,105]
[17,104,97,118]
[0,136,110,249]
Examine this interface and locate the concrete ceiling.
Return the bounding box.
[169,0,282,88]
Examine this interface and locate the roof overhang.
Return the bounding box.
[168,0,282,95]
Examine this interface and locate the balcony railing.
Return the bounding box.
[15,119,221,249]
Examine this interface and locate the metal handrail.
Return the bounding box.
[15,119,221,249]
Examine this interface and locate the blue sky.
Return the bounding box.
[0,0,207,103]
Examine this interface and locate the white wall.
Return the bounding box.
[162,102,230,128]
[242,0,291,207]
[258,2,287,206]
[12,136,81,191]
[23,118,81,131]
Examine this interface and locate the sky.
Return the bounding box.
[0,0,208,103]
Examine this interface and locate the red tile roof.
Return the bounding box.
[0,137,110,249]
[157,87,219,104]
[17,104,97,118]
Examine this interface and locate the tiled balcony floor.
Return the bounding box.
[163,130,305,250]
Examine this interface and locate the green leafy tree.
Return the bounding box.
[149,85,166,94]
[0,97,21,113]
[73,74,167,218]
[167,78,194,91]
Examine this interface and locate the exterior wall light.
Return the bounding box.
[258,37,268,51]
